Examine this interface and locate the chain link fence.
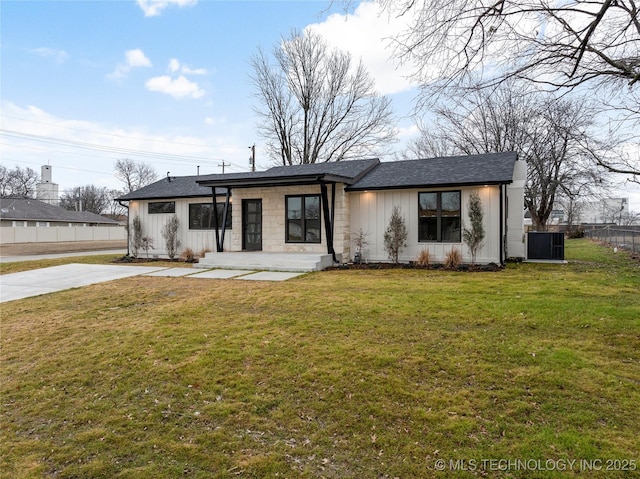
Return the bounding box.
[585,226,640,253]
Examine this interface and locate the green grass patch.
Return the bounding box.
[1,239,639,478]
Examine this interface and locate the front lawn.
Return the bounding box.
[1,239,638,478]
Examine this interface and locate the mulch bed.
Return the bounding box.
[329,262,503,272]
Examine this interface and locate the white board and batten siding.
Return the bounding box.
[129,197,230,257]
[350,185,524,264]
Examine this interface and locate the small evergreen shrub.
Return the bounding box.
[383,205,408,264]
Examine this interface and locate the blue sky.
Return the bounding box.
[1,0,419,196]
[1,0,638,209]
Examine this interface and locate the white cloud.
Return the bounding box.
[137,0,197,17]
[108,48,152,80]
[0,101,222,190]
[145,75,205,98]
[31,47,69,64]
[169,58,181,73]
[125,49,152,68]
[305,1,419,95]
[167,58,208,75]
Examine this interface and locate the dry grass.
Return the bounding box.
[444,247,462,269]
[414,248,431,268]
[1,240,639,478]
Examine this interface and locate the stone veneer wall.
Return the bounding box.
[230,183,350,257]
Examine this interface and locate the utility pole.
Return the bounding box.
[218,161,230,174]
[249,144,256,172]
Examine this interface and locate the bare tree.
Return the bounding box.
[59,185,111,214]
[0,165,39,198]
[409,82,608,230]
[114,159,158,193]
[379,0,640,98]
[250,29,396,165]
[105,189,128,217]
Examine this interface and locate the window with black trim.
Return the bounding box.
[286,195,321,243]
[148,201,175,214]
[189,203,232,229]
[418,191,461,242]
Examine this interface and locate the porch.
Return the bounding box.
[193,251,338,272]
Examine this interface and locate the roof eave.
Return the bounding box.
[197,173,354,189]
[346,179,513,192]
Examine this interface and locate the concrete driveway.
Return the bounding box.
[0,264,166,303]
[1,264,307,303]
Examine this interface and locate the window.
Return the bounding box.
[286,195,321,243]
[419,191,461,242]
[148,201,175,214]
[189,203,232,230]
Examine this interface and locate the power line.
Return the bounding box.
[1,114,246,150]
[0,129,224,165]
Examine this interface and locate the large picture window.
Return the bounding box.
[418,191,461,242]
[148,201,175,214]
[286,195,321,243]
[189,203,232,230]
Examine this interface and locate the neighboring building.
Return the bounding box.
[579,198,629,225]
[117,152,527,267]
[0,198,119,227]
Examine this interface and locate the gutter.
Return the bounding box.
[499,184,505,266]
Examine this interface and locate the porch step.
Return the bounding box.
[193,252,337,272]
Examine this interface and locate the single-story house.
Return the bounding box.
[116,152,526,268]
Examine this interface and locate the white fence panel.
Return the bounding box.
[0,226,126,244]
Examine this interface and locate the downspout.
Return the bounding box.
[117,200,130,256]
[499,184,505,266]
[331,182,336,256]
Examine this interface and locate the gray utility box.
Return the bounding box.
[527,232,565,261]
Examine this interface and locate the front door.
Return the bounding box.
[242,199,262,251]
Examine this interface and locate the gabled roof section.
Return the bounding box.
[196,158,381,188]
[0,198,119,224]
[346,152,519,191]
[116,176,228,201]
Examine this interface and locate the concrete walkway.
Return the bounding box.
[0,263,307,303]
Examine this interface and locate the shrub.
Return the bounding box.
[161,215,181,260]
[566,227,585,239]
[181,247,196,263]
[131,215,143,258]
[141,236,154,259]
[197,247,212,259]
[462,192,485,264]
[444,248,462,269]
[350,228,370,263]
[383,205,408,264]
[415,249,431,268]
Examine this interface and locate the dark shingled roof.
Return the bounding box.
[115,154,517,199]
[116,176,228,201]
[0,198,119,224]
[346,152,518,191]
[196,158,381,188]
